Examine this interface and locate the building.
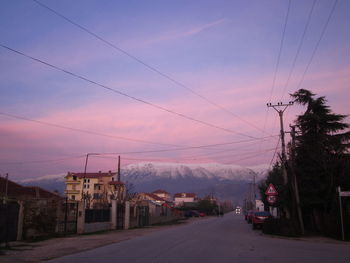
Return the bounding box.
[152,189,171,201]
[135,192,166,205]
[0,176,61,200]
[65,171,125,207]
[174,192,197,206]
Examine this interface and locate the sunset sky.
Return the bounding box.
[1,0,349,179]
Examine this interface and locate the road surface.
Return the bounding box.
[46,213,350,263]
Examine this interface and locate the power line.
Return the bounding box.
[280,0,317,100]
[0,111,182,147]
[0,44,257,139]
[0,111,276,152]
[296,0,338,90]
[269,136,281,169]
[72,136,277,156]
[258,0,291,161]
[223,147,276,165]
[32,0,268,135]
[0,155,85,165]
[0,138,277,166]
[268,0,292,103]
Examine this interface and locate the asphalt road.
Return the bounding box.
[46,213,350,263]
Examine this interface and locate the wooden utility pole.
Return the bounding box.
[267,102,293,184]
[290,125,304,235]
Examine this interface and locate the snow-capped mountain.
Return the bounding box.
[122,162,267,182]
[19,162,269,202]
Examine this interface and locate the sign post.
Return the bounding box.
[265,184,278,216]
[337,186,348,241]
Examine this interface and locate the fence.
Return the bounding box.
[85,209,110,223]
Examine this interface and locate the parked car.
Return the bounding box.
[246,210,255,223]
[198,212,206,217]
[184,210,200,218]
[251,211,271,229]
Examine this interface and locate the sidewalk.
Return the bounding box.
[0,219,194,263]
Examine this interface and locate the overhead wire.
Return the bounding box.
[0,155,86,165]
[257,0,291,166]
[0,111,277,152]
[296,0,339,90]
[269,136,281,169]
[0,111,182,147]
[268,0,292,103]
[267,0,317,159]
[0,44,258,139]
[280,0,317,100]
[32,0,269,135]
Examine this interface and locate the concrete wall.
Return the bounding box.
[84,222,111,233]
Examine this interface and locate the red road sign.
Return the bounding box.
[265,183,278,196]
[267,195,277,205]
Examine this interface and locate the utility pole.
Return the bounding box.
[117,155,121,182]
[290,125,304,235]
[267,101,294,184]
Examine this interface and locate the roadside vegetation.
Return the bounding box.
[259,89,350,240]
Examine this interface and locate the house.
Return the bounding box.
[135,192,166,205]
[152,189,171,201]
[64,171,125,207]
[0,176,61,200]
[174,192,197,206]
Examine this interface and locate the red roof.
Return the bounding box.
[152,189,169,194]
[0,177,61,199]
[140,192,166,202]
[174,193,196,198]
[109,181,125,185]
[66,171,116,179]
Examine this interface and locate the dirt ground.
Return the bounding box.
[0,219,193,263]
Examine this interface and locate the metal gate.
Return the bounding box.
[0,201,19,242]
[138,206,149,227]
[57,201,78,234]
[116,203,125,230]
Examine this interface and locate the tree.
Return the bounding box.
[290,89,350,232]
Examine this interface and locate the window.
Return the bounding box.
[71,195,75,200]
[84,184,86,189]
[88,179,90,183]
[93,193,101,199]
[73,176,77,181]
[87,184,90,189]
[84,179,87,183]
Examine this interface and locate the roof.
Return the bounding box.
[0,177,61,199]
[65,171,116,179]
[139,192,166,202]
[152,189,169,194]
[109,181,125,185]
[174,193,196,198]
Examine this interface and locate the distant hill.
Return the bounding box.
[19,162,268,203]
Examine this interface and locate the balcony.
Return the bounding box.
[65,189,80,194]
[66,180,81,184]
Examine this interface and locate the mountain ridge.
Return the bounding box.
[18,162,269,202]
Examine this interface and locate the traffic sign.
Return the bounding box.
[267,195,277,205]
[265,183,278,196]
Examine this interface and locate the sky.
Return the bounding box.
[0,0,349,180]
